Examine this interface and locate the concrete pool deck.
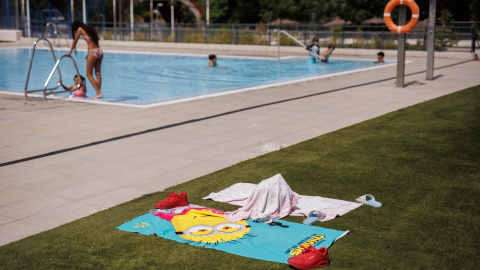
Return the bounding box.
[0,40,479,246]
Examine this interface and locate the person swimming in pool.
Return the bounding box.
[61,75,87,98]
[374,51,385,63]
[321,43,336,63]
[207,54,217,67]
[66,20,103,99]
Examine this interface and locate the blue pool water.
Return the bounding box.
[0,48,387,106]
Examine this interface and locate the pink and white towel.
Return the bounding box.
[219,174,298,223]
[203,174,362,222]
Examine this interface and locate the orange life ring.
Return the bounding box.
[384,0,420,34]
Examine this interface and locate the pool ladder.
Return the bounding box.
[24,38,82,100]
[43,21,70,48]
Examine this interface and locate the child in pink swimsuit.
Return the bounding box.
[63,75,87,97]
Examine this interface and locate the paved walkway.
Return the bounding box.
[1,41,479,246]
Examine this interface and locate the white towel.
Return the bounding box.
[203,174,362,222]
[220,174,298,223]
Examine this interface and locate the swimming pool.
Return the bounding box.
[0,48,394,107]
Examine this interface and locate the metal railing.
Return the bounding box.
[277,30,307,60]
[16,20,480,51]
[43,55,81,100]
[43,21,69,48]
[24,37,81,100]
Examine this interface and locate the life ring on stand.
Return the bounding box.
[384,0,420,34]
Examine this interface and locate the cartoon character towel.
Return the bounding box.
[117,208,348,264]
[203,174,362,222]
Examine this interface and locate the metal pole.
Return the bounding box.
[381,25,385,49]
[26,0,30,37]
[171,0,174,41]
[341,26,344,48]
[130,0,134,40]
[396,5,407,88]
[204,21,207,43]
[149,0,153,41]
[48,0,52,23]
[21,0,24,34]
[70,0,74,22]
[150,0,153,25]
[206,0,209,26]
[15,0,19,29]
[6,0,11,28]
[277,31,281,59]
[82,0,86,23]
[113,0,116,28]
[102,0,106,28]
[426,0,437,80]
[119,0,122,27]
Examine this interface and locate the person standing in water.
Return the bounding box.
[321,43,336,62]
[66,20,103,99]
[207,55,217,67]
[305,37,320,63]
[375,51,385,63]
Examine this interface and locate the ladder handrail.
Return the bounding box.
[44,22,59,47]
[24,38,81,100]
[43,55,82,100]
[277,30,321,61]
[43,21,70,48]
[24,38,63,99]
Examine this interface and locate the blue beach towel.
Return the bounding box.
[117,209,348,264]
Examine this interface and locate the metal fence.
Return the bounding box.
[13,20,480,52]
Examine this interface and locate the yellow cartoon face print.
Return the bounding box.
[171,209,250,244]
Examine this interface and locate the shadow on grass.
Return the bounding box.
[1,85,479,269]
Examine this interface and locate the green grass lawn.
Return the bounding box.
[1,85,479,269]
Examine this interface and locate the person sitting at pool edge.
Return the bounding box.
[305,37,320,63]
[207,55,217,67]
[375,51,385,63]
[60,75,87,98]
[321,43,336,62]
